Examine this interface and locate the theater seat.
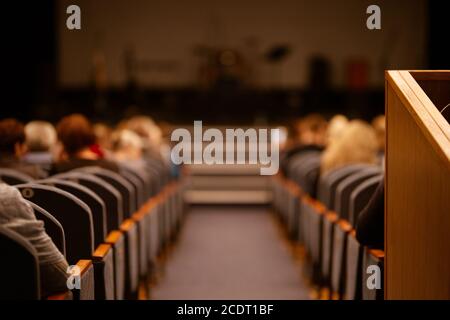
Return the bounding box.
[344,231,363,300]
[0,168,34,185]
[349,175,383,227]
[26,201,66,257]
[72,167,140,299]
[39,179,107,247]
[51,172,127,300]
[15,184,94,263]
[0,226,40,300]
[330,220,352,299]
[75,167,136,218]
[334,167,381,219]
[53,172,123,232]
[15,184,100,300]
[319,165,370,286]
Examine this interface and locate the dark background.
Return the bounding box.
[3,1,449,125]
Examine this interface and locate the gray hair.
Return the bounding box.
[25,121,57,152]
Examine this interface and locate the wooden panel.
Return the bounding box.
[386,72,450,299]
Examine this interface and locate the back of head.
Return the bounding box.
[296,113,328,146]
[112,129,143,155]
[321,120,378,175]
[25,121,57,152]
[122,115,162,149]
[0,119,25,156]
[327,114,349,146]
[56,114,96,156]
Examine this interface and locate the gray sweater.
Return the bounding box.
[0,183,66,265]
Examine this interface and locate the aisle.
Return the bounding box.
[151,206,310,300]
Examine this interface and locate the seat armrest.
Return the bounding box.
[120,219,136,233]
[106,230,123,245]
[72,259,95,300]
[368,249,385,261]
[92,244,112,260]
[325,211,339,222]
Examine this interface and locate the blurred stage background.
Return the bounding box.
[3,0,448,125]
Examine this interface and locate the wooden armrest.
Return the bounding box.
[301,194,312,205]
[337,219,353,232]
[136,197,159,216]
[46,291,72,300]
[120,218,135,232]
[105,230,123,245]
[310,199,326,213]
[76,259,93,276]
[325,211,339,222]
[286,180,303,197]
[92,244,112,260]
[368,249,385,260]
[132,211,144,221]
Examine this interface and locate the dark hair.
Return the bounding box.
[56,114,96,156]
[0,119,25,154]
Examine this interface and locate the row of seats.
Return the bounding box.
[0,165,187,300]
[272,150,384,300]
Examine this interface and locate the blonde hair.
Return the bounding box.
[327,114,348,146]
[111,129,143,161]
[25,121,57,152]
[122,116,162,148]
[321,120,378,175]
[112,129,143,151]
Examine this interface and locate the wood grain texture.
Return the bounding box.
[386,71,450,299]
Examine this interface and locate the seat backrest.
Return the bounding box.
[334,166,382,219]
[15,184,94,265]
[144,160,166,195]
[0,226,40,300]
[75,167,136,219]
[52,172,123,233]
[26,200,66,257]
[318,164,371,209]
[39,178,107,247]
[287,151,321,178]
[120,170,144,208]
[0,168,34,185]
[349,175,383,227]
[119,165,152,200]
[295,156,321,196]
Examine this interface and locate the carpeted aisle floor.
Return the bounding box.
[151,205,310,300]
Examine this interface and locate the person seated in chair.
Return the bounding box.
[0,183,69,297]
[23,121,57,173]
[52,114,119,174]
[0,119,46,179]
[111,129,147,172]
[320,120,378,176]
[280,113,329,175]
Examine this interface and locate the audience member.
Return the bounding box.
[320,120,378,175]
[52,114,119,173]
[23,121,57,171]
[111,129,147,172]
[0,119,46,179]
[280,114,328,175]
[0,183,69,297]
